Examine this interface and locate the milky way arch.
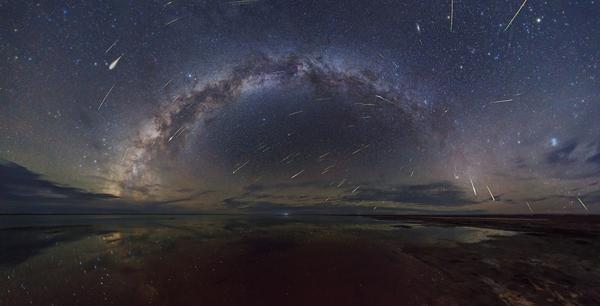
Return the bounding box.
[107,54,442,198]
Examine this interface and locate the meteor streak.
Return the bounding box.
[375,95,393,104]
[318,152,330,160]
[290,170,304,179]
[351,144,369,155]
[97,84,115,111]
[104,40,118,54]
[486,185,495,201]
[228,0,260,5]
[168,126,185,142]
[504,0,528,32]
[490,99,513,104]
[232,160,249,174]
[526,201,533,213]
[321,164,335,175]
[164,16,183,26]
[450,0,454,32]
[577,197,589,211]
[162,78,173,90]
[470,177,477,196]
[108,55,122,70]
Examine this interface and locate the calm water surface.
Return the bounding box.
[0,215,522,305]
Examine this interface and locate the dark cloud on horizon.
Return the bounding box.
[0,160,118,213]
[222,197,436,214]
[0,162,117,209]
[0,160,210,213]
[343,181,479,207]
[227,180,483,211]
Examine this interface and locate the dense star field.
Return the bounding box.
[1,0,599,213]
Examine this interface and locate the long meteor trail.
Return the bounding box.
[504,0,528,32]
[97,84,115,111]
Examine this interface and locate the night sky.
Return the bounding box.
[1,0,599,214]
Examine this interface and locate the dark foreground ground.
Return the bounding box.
[0,214,599,306]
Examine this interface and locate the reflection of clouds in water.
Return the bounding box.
[387,223,517,245]
[0,215,525,305]
[0,216,519,272]
[101,232,122,243]
[453,227,517,244]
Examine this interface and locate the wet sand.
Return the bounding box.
[0,215,599,305]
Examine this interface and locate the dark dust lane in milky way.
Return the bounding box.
[1,1,600,305]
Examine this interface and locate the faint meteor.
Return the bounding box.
[337,178,346,188]
[577,197,589,211]
[352,185,360,193]
[486,185,496,201]
[288,110,304,117]
[228,0,259,5]
[526,201,533,213]
[318,152,330,160]
[504,0,528,32]
[232,160,249,174]
[168,126,185,142]
[375,95,393,104]
[164,16,183,26]
[355,103,376,106]
[415,23,424,46]
[97,84,115,110]
[351,144,369,155]
[280,153,293,163]
[450,0,454,32]
[257,143,270,152]
[470,177,477,196]
[162,78,173,90]
[490,98,513,104]
[108,55,122,70]
[320,164,335,175]
[290,170,304,179]
[163,1,174,8]
[104,39,118,54]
